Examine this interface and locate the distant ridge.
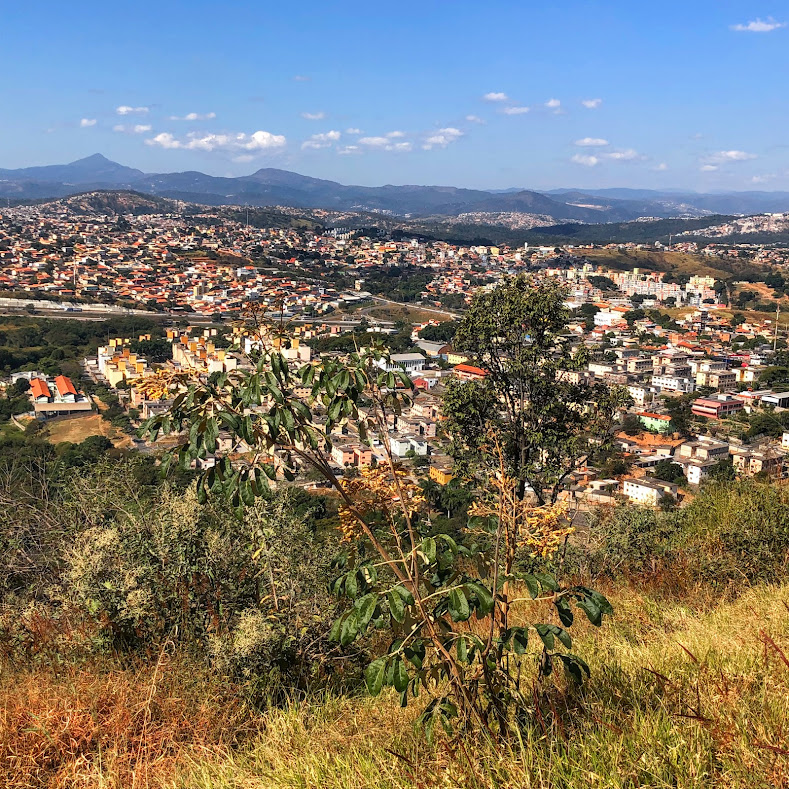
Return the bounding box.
[4,154,789,220]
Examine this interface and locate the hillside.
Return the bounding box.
[6,154,789,223]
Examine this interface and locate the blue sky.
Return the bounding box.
[2,0,788,190]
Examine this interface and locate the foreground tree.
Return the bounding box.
[140,300,614,740]
[445,276,629,503]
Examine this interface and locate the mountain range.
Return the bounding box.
[4,153,789,223]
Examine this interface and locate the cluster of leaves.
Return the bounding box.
[445,276,631,503]
[327,528,611,738]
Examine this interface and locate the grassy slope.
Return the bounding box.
[5,583,782,788]
[178,583,789,788]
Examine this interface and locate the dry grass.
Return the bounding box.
[178,584,789,789]
[2,585,788,788]
[367,304,455,324]
[0,651,257,789]
[44,413,107,445]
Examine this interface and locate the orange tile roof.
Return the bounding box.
[31,378,51,399]
[54,375,77,397]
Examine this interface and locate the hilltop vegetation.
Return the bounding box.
[1,442,788,787]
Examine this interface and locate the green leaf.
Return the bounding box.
[393,657,409,693]
[391,585,415,606]
[512,627,529,655]
[535,572,559,592]
[456,635,468,663]
[556,598,574,627]
[387,589,406,623]
[340,611,359,646]
[578,598,602,627]
[404,641,425,669]
[345,570,360,599]
[557,653,591,684]
[465,582,494,617]
[355,593,377,631]
[534,624,555,649]
[365,658,386,696]
[555,626,572,649]
[521,574,540,599]
[448,588,471,622]
[421,537,437,563]
[591,591,614,616]
[328,614,344,643]
[436,534,458,556]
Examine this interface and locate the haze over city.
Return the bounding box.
[3,0,789,190]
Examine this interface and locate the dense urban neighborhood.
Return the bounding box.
[2,193,789,509]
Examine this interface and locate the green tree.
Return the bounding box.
[653,459,687,486]
[444,276,629,503]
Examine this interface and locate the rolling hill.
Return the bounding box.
[5,154,789,224]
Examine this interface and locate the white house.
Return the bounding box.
[389,435,428,457]
[377,353,426,375]
[621,477,678,506]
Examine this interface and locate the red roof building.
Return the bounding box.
[54,375,78,399]
[454,364,488,381]
[30,378,51,401]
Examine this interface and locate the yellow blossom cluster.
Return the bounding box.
[338,464,425,543]
[469,475,574,558]
[134,369,190,401]
[523,502,574,558]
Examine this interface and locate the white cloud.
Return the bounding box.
[359,136,390,147]
[502,106,530,115]
[358,136,413,152]
[386,130,406,138]
[116,105,149,115]
[169,112,217,121]
[654,162,668,171]
[571,154,599,167]
[422,127,464,150]
[346,127,362,134]
[700,165,718,172]
[751,174,776,183]
[545,98,561,109]
[301,130,342,150]
[465,114,485,124]
[293,75,310,81]
[79,118,97,127]
[581,98,602,109]
[146,130,286,152]
[338,145,360,155]
[483,92,508,102]
[731,17,785,32]
[605,148,641,161]
[575,137,609,147]
[704,150,758,164]
[114,123,152,134]
[301,111,326,120]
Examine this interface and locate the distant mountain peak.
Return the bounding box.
[2,155,789,219]
[72,153,115,164]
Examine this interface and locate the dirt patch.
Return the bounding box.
[44,407,132,448]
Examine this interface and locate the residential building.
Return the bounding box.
[621,477,679,506]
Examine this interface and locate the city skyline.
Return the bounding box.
[3,0,789,190]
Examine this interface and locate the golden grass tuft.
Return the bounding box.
[0,651,257,789]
